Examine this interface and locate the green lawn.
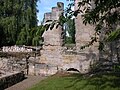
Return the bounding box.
[28,72,120,90]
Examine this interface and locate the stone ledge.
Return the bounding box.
[0,71,25,90]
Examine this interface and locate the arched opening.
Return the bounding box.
[67,68,80,73]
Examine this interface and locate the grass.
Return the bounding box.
[28,72,120,90]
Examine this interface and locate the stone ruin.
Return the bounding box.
[0,1,119,77]
[0,56,25,89]
[38,1,99,75]
[0,1,99,88]
[2,45,33,52]
[43,2,64,24]
[39,2,65,75]
[0,1,98,77]
[39,0,120,75]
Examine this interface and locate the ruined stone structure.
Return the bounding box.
[38,1,99,75]
[2,45,33,52]
[75,0,97,50]
[0,1,119,77]
[23,1,120,75]
[74,0,99,72]
[43,2,64,24]
[0,1,99,76]
[39,2,64,75]
[0,71,24,89]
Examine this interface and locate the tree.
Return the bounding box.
[16,0,39,45]
[64,18,75,44]
[31,25,45,46]
[0,0,39,46]
[63,0,120,70]
[66,0,120,49]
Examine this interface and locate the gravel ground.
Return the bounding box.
[5,76,46,90]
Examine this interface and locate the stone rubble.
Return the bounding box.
[2,45,32,52]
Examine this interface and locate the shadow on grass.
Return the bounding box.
[65,74,88,89]
[65,72,120,90]
[89,73,120,89]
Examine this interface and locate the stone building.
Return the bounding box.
[38,1,99,75]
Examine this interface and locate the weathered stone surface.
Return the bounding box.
[73,0,99,73]
[0,1,119,76]
[38,1,99,75]
[74,0,98,50]
[2,45,32,52]
[43,2,64,24]
[42,25,64,46]
[0,1,99,76]
[42,2,64,46]
[40,46,63,65]
[0,71,24,89]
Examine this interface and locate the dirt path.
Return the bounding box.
[5,76,46,90]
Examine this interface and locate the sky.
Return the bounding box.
[37,0,71,25]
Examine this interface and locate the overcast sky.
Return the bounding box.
[37,0,71,25]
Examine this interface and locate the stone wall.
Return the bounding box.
[39,47,98,75]
[0,1,119,76]
[74,0,99,73]
[0,57,26,73]
[39,2,65,75]
[0,1,99,76]
[42,25,64,46]
[75,0,98,50]
[0,71,25,89]
[43,2,64,24]
[1,1,118,76]
[2,45,32,52]
[37,1,99,75]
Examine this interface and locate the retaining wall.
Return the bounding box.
[0,71,25,90]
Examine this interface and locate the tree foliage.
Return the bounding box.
[0,0,40,47]
[31,25,45,46]
[64,19,75,44]
[66,0,120,49]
